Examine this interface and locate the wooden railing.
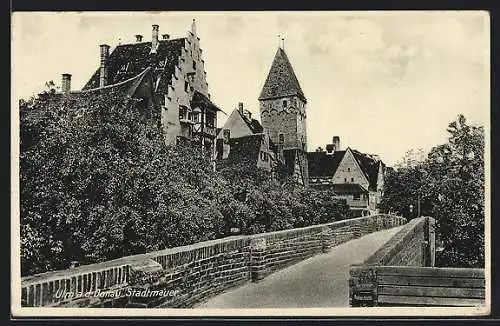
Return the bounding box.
[350,265,485,307]
[349,216,486,307]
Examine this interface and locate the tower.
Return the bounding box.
[258,46,308,185]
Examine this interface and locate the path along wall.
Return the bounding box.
[21,214,406,308]
[349,216,486,307]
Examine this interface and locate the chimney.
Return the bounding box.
[325,144,334,155]
[333,136,341,151]
[135,34,143,42]
[243,109,252,121]
[61,73,71,95]
[99,44,110,88]
[162,34,170,40]
[238,102,244,115]
[151,24,159,53]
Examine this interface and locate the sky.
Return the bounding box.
[11,11,489,166]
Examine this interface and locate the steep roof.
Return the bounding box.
[307,148,383,191]
[83,38,186,93]
[27,67,154,120]
[307,151,346,177]
[351,149,382,191]
[258,47,307,102]
[190,90,223,112]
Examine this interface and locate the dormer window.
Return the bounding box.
[117,63,129,74]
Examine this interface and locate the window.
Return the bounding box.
[192,61,196,70]
[192,111,200,123]
[344,178,347,183]
[353,193,361,200]
[351,177,354,182]
[179,106,188,120]
[347,167,350,172]
[260,151,268,162]
[206,112,215,128]
[184,81,189,92]
[283,100,287,108]
[278,133,284,143]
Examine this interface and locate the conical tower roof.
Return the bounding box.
[258,47,307,103]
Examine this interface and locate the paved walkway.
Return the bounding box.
[196,226,403,308]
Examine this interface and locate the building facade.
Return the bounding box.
[258,47,309,185]
[216,102,278,173]
[82,21,222,160]
[307,137,386,216]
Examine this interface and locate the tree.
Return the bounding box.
[426,115,485,268]
[379,114,485,268]
[20,88,352,276]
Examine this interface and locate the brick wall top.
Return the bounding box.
[21,214,404,288]
[363,216,428,265]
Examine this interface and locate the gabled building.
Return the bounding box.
[308,137,386,216]
[216,103,277,173]
[258,47,309,185]
[82,21,223,160]
[217,102,263,139]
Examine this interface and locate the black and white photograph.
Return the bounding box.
[11,11,490,316]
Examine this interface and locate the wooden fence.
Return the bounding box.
[350,265,485,307]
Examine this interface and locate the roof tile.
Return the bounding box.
[259,48,306,102]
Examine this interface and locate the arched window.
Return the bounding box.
[283,100,287,108]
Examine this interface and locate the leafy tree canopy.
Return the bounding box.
[20,89,350,276]
[379,114,485,268]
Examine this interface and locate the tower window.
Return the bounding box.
[283,100,287,108]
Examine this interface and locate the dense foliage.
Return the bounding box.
[20,90,350,276]
[379,115,485,268]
